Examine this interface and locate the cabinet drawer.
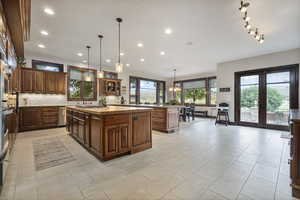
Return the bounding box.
[42,116,58,124]
[104,114,129,125]
[152,120,165,130]
[152,109,165,118]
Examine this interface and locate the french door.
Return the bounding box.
[235,65,299,130]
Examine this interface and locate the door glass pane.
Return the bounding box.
[140,80,157,104]
[266,72,290,126]
[240,75,259,123]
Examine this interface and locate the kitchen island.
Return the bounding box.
[111,104,183,132]
[66,106,152,161]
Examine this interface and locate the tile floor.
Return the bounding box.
[0,118,297,200]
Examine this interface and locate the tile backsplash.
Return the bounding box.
[18,93,122,107]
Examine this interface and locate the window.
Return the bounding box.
[209,78,217,105]
[68,66,97,101]
[32,60,64,72]
[175,77,216,106]
[129,76,165,104]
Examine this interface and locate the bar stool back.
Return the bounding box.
[215,103,230,126]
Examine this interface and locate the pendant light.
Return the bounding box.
[169,69,181,92]
[98,35,104,78]
[115,18,123,73]
[85,45,91,81]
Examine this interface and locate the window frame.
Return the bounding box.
[32,59,64,72]
[175,76,216,107]
[67,65,97,101]
[129,76,166,104]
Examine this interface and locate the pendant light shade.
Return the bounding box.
[85,45,92,82]
[115,18,123,73]
[169,69,181,93]
[98,35,104,78]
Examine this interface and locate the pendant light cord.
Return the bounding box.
[118,20,121,63]
[98,35,103,72]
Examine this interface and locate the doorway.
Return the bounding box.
[235,64,299,130]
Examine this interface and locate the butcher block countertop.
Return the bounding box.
[66,105,152,115]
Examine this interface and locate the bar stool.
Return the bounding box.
[215,103,230,126]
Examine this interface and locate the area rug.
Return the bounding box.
[33,137,76,171]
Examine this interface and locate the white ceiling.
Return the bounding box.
[25,0,300,78]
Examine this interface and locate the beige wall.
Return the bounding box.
[217,48,300,122]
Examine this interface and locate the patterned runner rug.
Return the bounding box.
[33,137,76,171]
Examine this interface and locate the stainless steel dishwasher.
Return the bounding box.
[58,107,66,126]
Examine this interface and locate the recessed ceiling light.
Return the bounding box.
[140,58,145,62]
[126,64,130,67]
[164,28,172,35]
[106,59,111,63]
[160,51,165,55]
[137,43,143,47]
[38,44,45,48]
[40,30,49,36]
[44,8,55,15]
[120,52,125,56]
[82,60,87,63]
[77,53,83,57]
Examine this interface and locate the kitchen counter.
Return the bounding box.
[66,105,152,115]
[110,104,180,132]
[66,106,152,161]
[111,104,185,109]
[19,105,66,108]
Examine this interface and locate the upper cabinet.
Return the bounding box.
[98,71,121,96]
[99,79,121,96]
[45,71,57,94]
[1,0,31,57]
[19,68,66,95]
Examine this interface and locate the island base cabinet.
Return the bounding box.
[90,116,103,158]
[132,112,152,153]
[104,123,131,159]
[66,107,152,161]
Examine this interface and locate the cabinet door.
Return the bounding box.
[56,73,66,94]
[21,69,33,93]
[90,116,103,155]
[34,71,45,93]
[118,124,131,154]
[78,119,85,143]
[20,108,41,131]
[11,67,21,92]
[132,112,151,150]
[72,118,79,138]
[104,125,119,158]
[45,72,57,94]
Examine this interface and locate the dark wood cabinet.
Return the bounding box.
[45,71,57,94]
[99,79,121,96]
[33,70,44,93]
[10,67,21,92]
[19,106,62,131]
[19,107,42,131]
[21,68,33,93]
[132,112,151,153]
[104,125,120,157]
[289,109,300,198]
[89,115,103,157]
[56,72,66,94]
[20,68,66,94]
[67,107,152,161]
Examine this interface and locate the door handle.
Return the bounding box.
[133,116,138,120]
